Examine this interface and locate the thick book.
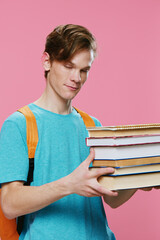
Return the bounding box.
[92,156,160,167]
[86,134,160,147]
[93,143,160,160]
[97,172,160,190]
[90,164,160,176]
[87,123,160,138]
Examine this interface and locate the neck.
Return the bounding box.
[34,86,72,115]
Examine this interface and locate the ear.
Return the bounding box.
[42,52,51,71]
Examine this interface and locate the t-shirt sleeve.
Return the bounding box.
[0,118,29,185]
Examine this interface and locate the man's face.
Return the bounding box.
[45,49,94,102]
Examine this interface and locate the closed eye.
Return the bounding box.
[64,64,73,69]
[81,68,90,73]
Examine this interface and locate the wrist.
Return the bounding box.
[49,175,74,197]
[62,174,75,195]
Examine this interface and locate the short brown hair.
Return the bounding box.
[44,24,97,78]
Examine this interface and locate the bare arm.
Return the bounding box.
[1,177,72,219]
[103,189,137,208]
[1,149,117,219]
[104,185,160,208]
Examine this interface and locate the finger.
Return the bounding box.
[99,186,118,197]
[91,182,118,197]
[90,167,115,178]
[85,188,103,197]
[84,148,95,166]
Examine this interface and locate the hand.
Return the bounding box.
[66,148,118,198]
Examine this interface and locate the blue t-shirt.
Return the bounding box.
[0,103,116,240]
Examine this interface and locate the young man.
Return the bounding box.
[0,24,136,239]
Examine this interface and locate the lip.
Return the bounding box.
[64,84,79,91]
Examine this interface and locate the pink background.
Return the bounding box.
[0,0,160,239]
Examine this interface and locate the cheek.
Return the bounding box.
[50,69,66,85]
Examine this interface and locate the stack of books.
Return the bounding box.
[87,123,160,190]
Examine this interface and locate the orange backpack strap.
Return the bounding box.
[74,107,96,127]
[18,105,39,159]
[17,105,39,234]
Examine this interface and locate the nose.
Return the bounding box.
[71,70,81,82]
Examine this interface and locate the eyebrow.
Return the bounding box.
[65,61,91,69]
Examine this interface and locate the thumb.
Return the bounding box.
[85,148,95,166]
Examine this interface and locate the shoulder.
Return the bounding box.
[1,110,26,131]
[0,109,27,143]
